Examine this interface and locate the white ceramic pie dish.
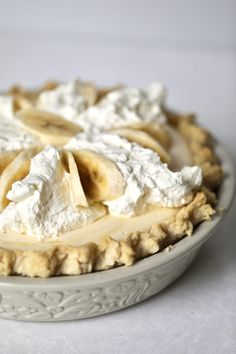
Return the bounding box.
[0,141,234,322]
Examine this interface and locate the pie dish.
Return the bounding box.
[0,79,225,278]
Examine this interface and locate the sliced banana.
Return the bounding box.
[0,149,23,175]
[0,149,36,212]
[129,122,170,149]
[17,108,82,146]
[64,151,88,207]
[110,128,171,164]
[71,149,124,202]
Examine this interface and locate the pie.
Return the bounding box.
[0,79,223,277]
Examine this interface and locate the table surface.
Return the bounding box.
[0,1,235,353]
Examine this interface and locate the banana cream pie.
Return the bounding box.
[0,79,223,277]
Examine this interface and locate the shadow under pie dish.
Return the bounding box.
[0,79,230,280]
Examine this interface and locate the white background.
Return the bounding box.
[0,1,235,353]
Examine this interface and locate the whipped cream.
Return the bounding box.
[37,79,89,120]
[37,80,167,132]
[0,96,39,152]
[0,146,106,239]
[66,132,202,216]
[77,82,167,132]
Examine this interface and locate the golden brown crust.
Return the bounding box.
[57,243,98,276]
[174,120,224,190]
[0,248,16,276]
[95,238,135,271]
[163,107,196,126]
[178,120,212,146]
[164,192,214,242]
[165,109,224,189]
[201,162,224,189]
[14,249,58,278]
[200,186,218,206]
[129,224,168,260]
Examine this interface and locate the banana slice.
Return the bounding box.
[64,151,88,207]
[0,149,23,175]
[17,108,82,146]
[110,128,171,164]
[71,149,124,202]
[129,122,170,149]
[0,149,36,212]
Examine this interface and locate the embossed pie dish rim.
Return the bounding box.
[0,140,234,289]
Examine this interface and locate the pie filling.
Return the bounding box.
[0,79,223,277]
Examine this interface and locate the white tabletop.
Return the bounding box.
[0,1,235,353]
